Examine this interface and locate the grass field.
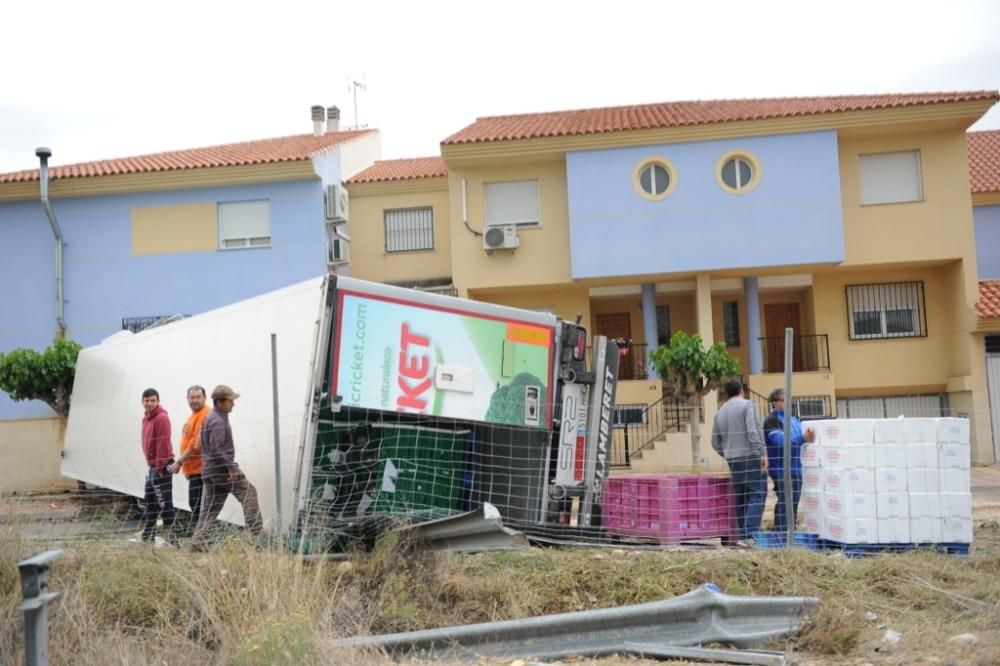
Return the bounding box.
[2,491,999,665]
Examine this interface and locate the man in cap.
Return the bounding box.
[190,385,262,550]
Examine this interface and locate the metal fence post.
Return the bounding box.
[783,328,794,547]
[18,550,63,666]
[271,333,283,539]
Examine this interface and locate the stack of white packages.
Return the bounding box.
[809,419,878,543]
[800,416,973,545]
[938,418,973,543]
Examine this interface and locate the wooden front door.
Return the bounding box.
[763,303,802,373]
[596,312,634,380]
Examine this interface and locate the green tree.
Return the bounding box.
[0,338,82,422]
[649,331,740,466]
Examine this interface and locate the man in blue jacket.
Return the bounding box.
[763,388,816,532]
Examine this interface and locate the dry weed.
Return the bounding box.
[2,523,1000,665]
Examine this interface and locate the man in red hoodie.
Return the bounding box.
[138,388,177,545]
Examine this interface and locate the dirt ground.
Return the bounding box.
[3,467,1000,666]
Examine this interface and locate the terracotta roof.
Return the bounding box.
[346,157,448,184]
[969,130,1000,194]
[978,280,1000,319]
[0,130,376,184]
[443,91,999,145]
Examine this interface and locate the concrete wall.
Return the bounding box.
[838,129,977,267]
[470,286,591,333]
[0,418,71,492]
[0,178,327,419]
[748,371,837,413]
[565,131,844,278]
[448,160,572,291]
[347,179,453,284]
[812,264,954,394]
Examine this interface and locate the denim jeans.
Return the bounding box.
[727,456,767,539]
[140,467,176,540]
[187,474,203,532]
[771,476,803,533]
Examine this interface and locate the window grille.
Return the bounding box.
[723,301,740,347]
[655,305,671,346]
[385,207,434,252]
[845,281,926,340]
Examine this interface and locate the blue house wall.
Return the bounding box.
[565,130,845,279]
[974,204,1000,280]
[0,178,327,418]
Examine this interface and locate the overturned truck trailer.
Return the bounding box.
[62,275,618,541]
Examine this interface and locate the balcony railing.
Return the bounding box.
[758,334,830,373]
[587,343,650,381]
[610,393,692,466]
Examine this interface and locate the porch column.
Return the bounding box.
[696,273,718,468]
[744,277,763,375]
[695,273,714,345]
[641,283,660,379]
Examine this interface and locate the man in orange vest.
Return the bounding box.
[169,385,212,534]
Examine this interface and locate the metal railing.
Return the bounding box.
[587,343,650,381]
[121,314,190,333]
[758,334,830,373]
[745,387,771,422]
[611,393,691,466]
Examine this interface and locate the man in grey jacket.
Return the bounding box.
[190,385,262,551]
[712,380,767,543]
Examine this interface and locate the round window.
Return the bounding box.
[717,152,760,193]
[633,158,676,200]
[640,163,670,196]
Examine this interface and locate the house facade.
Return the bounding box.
[968,129,1000,461]
[346,92,999,467]
[0,112,379,486]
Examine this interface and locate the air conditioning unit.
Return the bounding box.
[325,184,349,222]
[326,224,350,265]
[483,224,519,252]
[328,238,349,265]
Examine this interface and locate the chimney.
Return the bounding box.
[327,106,340,133]
[311,105,325,136]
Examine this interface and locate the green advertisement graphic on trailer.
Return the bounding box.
[336,293,552,427]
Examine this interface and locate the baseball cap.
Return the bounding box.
[211,385,241,401]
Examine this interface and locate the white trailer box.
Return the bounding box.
[63,278,329,529]
[63,276,601,533]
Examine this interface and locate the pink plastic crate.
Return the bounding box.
[602,474,737,543]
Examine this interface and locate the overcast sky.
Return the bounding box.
[2,0,999,174]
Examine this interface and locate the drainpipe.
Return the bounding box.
[36,147,67,336]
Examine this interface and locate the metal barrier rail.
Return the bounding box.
[334,585,818,662]
[18,550,64,666]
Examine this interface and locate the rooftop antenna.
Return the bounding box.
[346,76,367,129]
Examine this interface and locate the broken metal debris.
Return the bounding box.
[334,585,818,662]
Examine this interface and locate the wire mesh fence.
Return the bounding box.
[0,395,987,556]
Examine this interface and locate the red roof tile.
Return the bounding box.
[969,130,1000,194]
[0,130,376,184]
[443,91,999,145]
[978,280,1000,319]
[346,157,448,184]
